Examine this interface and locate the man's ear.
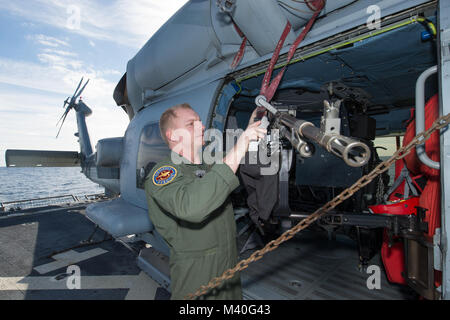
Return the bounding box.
[166,128,173,142]
[167,128,178,143]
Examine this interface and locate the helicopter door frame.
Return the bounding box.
[438,0,450,300]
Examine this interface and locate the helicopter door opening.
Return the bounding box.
[210,9,441,298]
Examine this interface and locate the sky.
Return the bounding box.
[0,0,189,167]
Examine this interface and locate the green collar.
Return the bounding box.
[169,150,204,166]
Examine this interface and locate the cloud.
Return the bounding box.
[41,48,78,58]
[1,0,189,49]
[21,21,36,28]
[0,1,189,166]
[37,53,83,69]
[1,32,119,103]
[0,35,128,167]
[0,83,129,167]
[26,34,70,47]
[0,56,90,96]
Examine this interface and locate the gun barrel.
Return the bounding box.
[278,114,370,167]
[279,126,314,158]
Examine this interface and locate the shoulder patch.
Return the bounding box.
[152,166,177,186]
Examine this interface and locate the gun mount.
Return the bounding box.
[255,95,371,167]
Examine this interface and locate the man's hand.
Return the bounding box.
[241,120,267,147]
[248,107,267,126]
[223,121,267,173]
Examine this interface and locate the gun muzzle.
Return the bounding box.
[278,114,371,167]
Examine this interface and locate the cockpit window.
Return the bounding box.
[136,122,170,189]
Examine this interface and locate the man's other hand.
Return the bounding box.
[248,107,267,126]
[223,121,267,173]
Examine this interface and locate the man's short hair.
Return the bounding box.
[159,103,193,145]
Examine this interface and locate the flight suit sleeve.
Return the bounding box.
[145,163,240,223]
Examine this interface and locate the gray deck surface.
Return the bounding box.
[0,204,160,300]
[0,203,416,300]
[239,230,416,300]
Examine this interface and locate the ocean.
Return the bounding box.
[0,158,397,204]
[0,167,104,203]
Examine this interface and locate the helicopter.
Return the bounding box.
[5,0,450,300]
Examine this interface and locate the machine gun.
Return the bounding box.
[255,95,371,168]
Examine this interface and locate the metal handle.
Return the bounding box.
[415,65,440,169]
[255,95,279,115]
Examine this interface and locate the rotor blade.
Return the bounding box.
[61,101,67,111]
[71,77,84,100]
[56,106,71,138]
[5,149,80,167]
[56,111,70,138]
[56,105,70,127]
[63,97,70,107]
[61,97,69,110]
[74,78,89,100]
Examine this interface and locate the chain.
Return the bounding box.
[375,174,385,204]
[185,112,450,300]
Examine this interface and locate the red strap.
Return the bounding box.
[231,37,247,70]
[259,21,293,100]
[411,174,425,193]
[259,1,325,102]
[305,0,325,11]
[231,23,247,70]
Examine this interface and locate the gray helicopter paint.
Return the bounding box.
[86,198,152,238]
[278,0,359,31]
[95,137,123,168]
[85,166,120,192]
[125,0,432,112]
[229,0,297,56]
[75,101,93,157]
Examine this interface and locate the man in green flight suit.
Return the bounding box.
[144,103,266,300]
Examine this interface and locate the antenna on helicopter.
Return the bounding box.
[56,77,90,138]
